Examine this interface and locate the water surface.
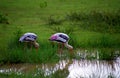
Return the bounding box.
[0,57,120,78]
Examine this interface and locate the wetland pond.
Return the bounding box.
[0,50,120,78]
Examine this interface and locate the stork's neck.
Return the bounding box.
[64,42,73,50]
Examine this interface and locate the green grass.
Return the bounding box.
[0,0,120,64]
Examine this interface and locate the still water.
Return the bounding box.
[0,57,120,78]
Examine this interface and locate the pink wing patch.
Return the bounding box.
[51,35,57,40]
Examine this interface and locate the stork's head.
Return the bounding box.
[64,42,73,50]
[33,41,39,49]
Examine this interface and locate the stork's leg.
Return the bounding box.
[23,43,25,50]
[36,48,38,52]
[69,49,73,54]
[58,43,64,54]
[57,43,60,54]
[61,43,64,54]
[30,41,33,51]
[24,42,27,51]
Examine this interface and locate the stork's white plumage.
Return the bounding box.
[19,32,39,51]
[49,33,73,54]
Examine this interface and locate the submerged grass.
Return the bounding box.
[1,43,59,64]
[2,40,60,64]
[0,71,68,78]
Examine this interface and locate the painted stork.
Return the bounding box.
[49,33,73,54]
[19,32,39,51]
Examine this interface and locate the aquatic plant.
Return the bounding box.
[47,15,64,25]
[0,12,9,24]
